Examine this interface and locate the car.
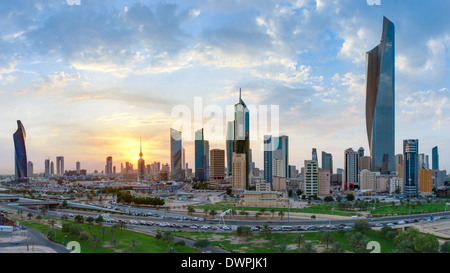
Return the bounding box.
[397,221,406,225]
[190,225,198,229]
[374,223,384,227]
[386,223,394,226]
[343,226,352,230]
[251,226,260,231]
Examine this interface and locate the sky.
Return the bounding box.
[1,0,450,175]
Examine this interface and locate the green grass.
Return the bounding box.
[13,216,199,253]
[174,229,396,253]
[370,201,448,216]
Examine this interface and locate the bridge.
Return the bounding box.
[0,195,20,202]
[8,201,61,209]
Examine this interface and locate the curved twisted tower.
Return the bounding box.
[13,120,28,180]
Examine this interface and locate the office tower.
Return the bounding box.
[51,161,54,175]
[359,169,377,191]
[403,139,419,197]
[360,156,371,171]
[13,120,27,180]
[56,156,64,176]
[321,151,333,174]
[232,153,246,190]
[337,168,343,175]
[418,154,425,170]
[210,149,225,182]
[358,147,365,158]
[419,168,433,193]
[27,161,33,178]
[395,154,403,172]
[170,129,184,181]
[304,160,318,196]
[366,17,395,174]
[138,138,145,181]
[44,159,50,178]
[343,148,359,190]
[318,168,330,196]
[288,165,296,178]
[312,148,318,161]
[264,135,273,186]
[234,88,250,189]
[273,135,289,178]
[226,121,234,176]
[273,158,285,178]
[105,156,113,176]
[432,146,439,170]
[204,140,210,180]
[195,129,206,181]
[76,161,81,174]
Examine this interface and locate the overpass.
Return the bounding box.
[0,195,20,202]
[9,201,61,209]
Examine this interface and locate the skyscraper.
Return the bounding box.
[233,88,250,189]
[195,128,206,182]
[76,161,81,174]
[27,161,33,178]
[403,139,419,197]
[432,146,439,170]
[321,151,333,174]
[273,135,288,178]
[344,148,359,190]
[44,159,50,178]
[56,156,64,176]
[13,120,27,181]
[138,138,145,181]
[105,156,113,176]
[304,160,318,196]
[366,17,395,174]
[226,121,234,177]
[170,129,183,181]
[312,148,318,161]
[210,149,225,182]
[264,135,273,186]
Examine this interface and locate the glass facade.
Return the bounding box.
[366,17,395,174]
[403,139,419,196]
[321,151,333,174]
[13,120,27,180]
[234,89,250,189]
[226,121,234,176]
[432,146,439,170]
[195,128,206,181]
[170,128,183,181]
[264,135,273,186]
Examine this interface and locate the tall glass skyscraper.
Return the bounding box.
[321,151,333,174]
[234,88,250,189]
[13,120,27,181]
[264,135,273,186]
[195,128,206,182]
[403,139,419,197]
[170,129,183,181]
[366,17,395,174]
[226,121,234,176]
[273,135,288,178]
[432,146,439,170]
[312,148,318,161]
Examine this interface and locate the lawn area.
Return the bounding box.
[370,201,448,216]
[12,215,199,253]
[174,229,396,253]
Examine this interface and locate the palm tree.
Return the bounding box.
[131,238,136,249]
[209,209,217,219]
[162,230,174,250]
[278,244,287,253]
[204,209,209,217]
[270,209,276,219]
[187,207,195,216]
[320,231,334,249]
[260,225,272,238]
[301,241,316,253]
[278,210,284,220]
[293,234,305,251]
[329,241,345,253]
[91,233,98,249]
[111,238,117,249]
[27,213,33,220]
[48,219,56,228]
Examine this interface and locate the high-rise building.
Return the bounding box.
[366,17,395,174]
[403,139,419,197]
[272,158,285,178]
[170,129,184,181]
[204,140,210,180]
[105,156,113,176]
[232,153,246,191]
[44,159,50,178]
[226,121,234,177]
[359,169,377,191]
[76,161,81,174]
[360,156,371,171]
[273,135,288,178]
[312,148,318,161]
[264,135,273,186]
[395,154,403,173]
[51,161,54,175]
[419,168,433,194]
[432,146,439,170]
[210,149,225,182]
[56,156,64,176]
[27,161,33,178]
[321,151,333,174]
[358,147,365,158]
[343,148,359,190]
[234,88,250,189]
[13,120,27,180]
[304,160,318,196]
[138,138,145,181]
[318,168,330,196]
[195,129,206,182]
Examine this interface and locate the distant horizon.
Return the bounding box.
[1,1,450,175]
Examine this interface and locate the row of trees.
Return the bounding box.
[116,191,165,206]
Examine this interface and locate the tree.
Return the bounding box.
[301,241,316,253]
[353,219,370,234]
[162,230,174,250]
[27,213,33,220]
[319,231,334,249]
[48,219,56,228]
[380,225,394,238]
[62,200,68,208]
[255,212,262,220]
[278,210,285,220]
[86,216,95,225]
[440,241,450,253]
[336,195,342,203]
[293,234,305,251]
[329,241,345,253]
[346,194,355,202]
[194,239,211,249]
[324,196,334,202]
[118,220,126,234]
[95,215,104,226]
[260,225,272,238]
[91,233,99,249]
[187,206,196,216]
[47,229,56,240]
[226,188,232,196]
[131,239,136,249]
[236,226,252,241]
[74,215,84,223]
[270,209,276,219]
[278,244,287,253]
[209,209,217,219]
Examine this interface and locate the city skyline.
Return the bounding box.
[1,1,450,174]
